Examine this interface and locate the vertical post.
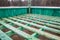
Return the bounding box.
[28,0,31,15]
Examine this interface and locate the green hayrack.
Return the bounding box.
[0,14,60,40]
[0,7,60,40]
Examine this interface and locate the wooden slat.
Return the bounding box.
[24,16,60,25]
[18,17,60,29]
[0,21,39,40]
[30,14,60,22]
[16,16,60,26]
[0,30,12,40]
[0,25,6,30]
[3,18,60,40]
[7,18,60,34]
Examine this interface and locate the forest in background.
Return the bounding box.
[0,0,60,6]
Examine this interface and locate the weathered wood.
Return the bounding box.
[0,30,12,40]
[3,18,60,40]
[7,18,60,34]
[0,21,39,40]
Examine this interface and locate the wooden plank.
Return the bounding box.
[7,18,60,34]
[29,14,60,22]
[31,28,44,37]
[0,30,12,40]
[17,17,60,27]
[0,21,39,40]
[24,16,60,25]
[16,16,60,26]
[18,17,60,29]
[0,25,6,30]
[3,18,60,40]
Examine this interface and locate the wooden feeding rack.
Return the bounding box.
[0,14,60,40]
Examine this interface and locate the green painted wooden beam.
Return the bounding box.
[0,30,12,40]
[0,25,6,30]
[18,16,60,25]
[13,15,60,28]
[6,27,25,37]
[24,14,60,22]
[7,18,60,34]
[6,25,40,40]
[0,21,40,40]
[17,17,60,29]
[31,28,45,38]
[28,16,59,23]
[2,18,60,40]
[17,15,60,25]
[27,14,60,22]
